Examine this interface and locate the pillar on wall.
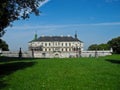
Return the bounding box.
[18,47,22,58]
[110,48,113,53]
[31,49,34,58]
[95,49,98,58]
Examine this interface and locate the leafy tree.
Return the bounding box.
[88,43,110,50]
[0,0,44,37]
[0,39,9,51]
[97,43,110,50]
[108,36,120,54]
[88,44,98,50]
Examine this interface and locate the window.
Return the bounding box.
[49,43,51,46]
[62,43,63,46]
[69,43,71,46]
[58,43,60,46]
[66,48,67,51]
[55,42,57,46]
[68,48,70,51]
[45,48,47,51]
[39,47,43,51]
[45,43,47,46]
[65,43,67,46]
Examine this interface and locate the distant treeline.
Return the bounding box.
[88,36,120,54]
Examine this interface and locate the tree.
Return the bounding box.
[0,39,9,51]
[97,43,110,50]
[108,36,120,54]
[0,0,45,37]
[88,44,98,50]
[88,43,110,50]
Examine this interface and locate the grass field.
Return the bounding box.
[0,55,120,90]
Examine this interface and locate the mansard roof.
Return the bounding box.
[30,36,83,42]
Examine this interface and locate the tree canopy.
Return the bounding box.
[0,39,9,51]
[108,36,120,54]
[88,36,120,54]
[88,44,98,50]
[0,0,44,37]
[88,43,110,50]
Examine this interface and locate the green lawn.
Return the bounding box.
[0,55,120,90]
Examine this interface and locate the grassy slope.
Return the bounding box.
[0,55,120,90]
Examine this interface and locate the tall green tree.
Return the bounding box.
[97,43,110,50]
[0,39,9,51]
[88,43,110,50]
[88,44,98,50]
[108,36,120,54]
[0,0,44,37]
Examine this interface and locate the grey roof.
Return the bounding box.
[30,36,83,42]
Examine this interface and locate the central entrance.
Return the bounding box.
[53,51,61,58]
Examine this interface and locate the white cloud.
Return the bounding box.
[90,22,120,26]
[6,22,120,31]
[39,0,50,7]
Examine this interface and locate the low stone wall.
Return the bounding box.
[81,50,112,57]
[33,51,76,58]
[1,51,32,58]
[1,50,112,58]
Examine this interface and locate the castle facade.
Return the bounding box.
[28,34,83,58]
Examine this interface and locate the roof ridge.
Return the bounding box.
[29,35,83,42]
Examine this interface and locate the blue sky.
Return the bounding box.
[2,0,120,51]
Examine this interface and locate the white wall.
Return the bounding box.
[1,50,112,58]
[1,51,32,58]
[81,50,112,57]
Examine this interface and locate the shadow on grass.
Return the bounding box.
[0,61,37,89]
[106,59,120,64]
[0,56,49,63]
[0,57,38,63]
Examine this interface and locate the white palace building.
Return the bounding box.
[28,34,84,58]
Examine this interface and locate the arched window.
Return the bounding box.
[45,48,47,51]
[69,43,71,46]
[66,48,67,51]
[45,43,47,46]
[49,43,51,46]
[65,43,67,46]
